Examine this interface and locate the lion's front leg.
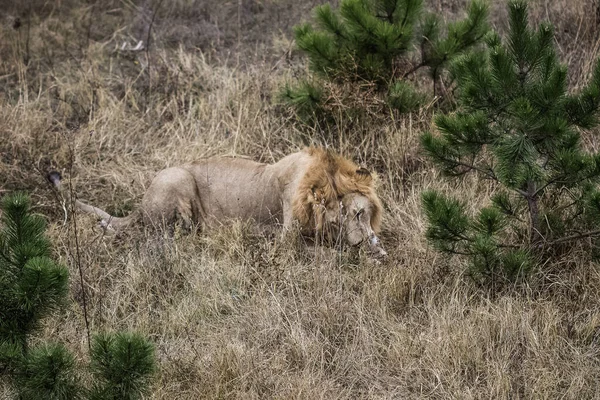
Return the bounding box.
[282,204,295,230]
[280,195,298,242]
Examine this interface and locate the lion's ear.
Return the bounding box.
[356,168,372,180]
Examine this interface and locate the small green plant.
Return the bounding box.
[282,0,489,124]
[0,193,70,362]
[0,193,155,399]
[421,0,600,284]
[89,332,156,400]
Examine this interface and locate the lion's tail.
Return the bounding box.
[47,171,136,232]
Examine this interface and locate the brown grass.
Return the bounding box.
[2,0,600,398]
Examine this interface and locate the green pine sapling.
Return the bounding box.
[0,193,79,398]
[282,0,489,122]
[0,193,69,357]
[0,193,155,399]
[421,0,600,283]
[89,332,156,400]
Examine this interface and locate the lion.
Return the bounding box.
[48,147,387,256]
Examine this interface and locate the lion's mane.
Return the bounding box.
[292,147,382,234]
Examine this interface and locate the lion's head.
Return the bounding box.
[292,148,386,257]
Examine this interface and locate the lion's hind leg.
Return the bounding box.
[140,167,204,232]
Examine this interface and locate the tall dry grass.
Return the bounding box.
[2,0,600,398]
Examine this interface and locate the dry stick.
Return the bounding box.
[544,229,600,246]
[65,140,92,352]
[144,0,164,109]
[526,180,542,247]
[237,0,242,51]
[498,227,600,250]
[85,0,97,51]
[59,15,103,344]
[24,1,32,65]
[444,155,528,197]
[402,61,426,79]
[85,0,99,121]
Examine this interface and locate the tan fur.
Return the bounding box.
[50,147,385,254]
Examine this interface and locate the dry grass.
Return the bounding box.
[2,0,600,398]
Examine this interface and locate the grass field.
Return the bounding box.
[2,0,600,398]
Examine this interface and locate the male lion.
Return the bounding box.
[48,147,387,256]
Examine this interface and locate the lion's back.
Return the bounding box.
[185,157,284,225]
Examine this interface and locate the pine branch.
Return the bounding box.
[534,168,600,198]
[532,178,561,198]
[433,152,528,197]
[402,60,426,78]
[444,248,473,256]
[543,229,600,245]
[525,180,542,245]
[497,242,521,249]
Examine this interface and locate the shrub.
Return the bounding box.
[421,0,600,284]
[282,0,489,125]
[0,193,155,399]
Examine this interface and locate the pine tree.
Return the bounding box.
[0,193,155,399]
[15,344,81,399]
[421,0,600,283]
[0,193,70,361]
[282,0,489,122]
[89,332,156,400]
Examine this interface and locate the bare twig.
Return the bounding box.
[437,154,528,197]
[402,61,427,79]
[24,1,32,65]
[526,180,542,246]
[544,229,600,246]
[84,0,98,52]
[143,0,164,108]
[62,135,92,352]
